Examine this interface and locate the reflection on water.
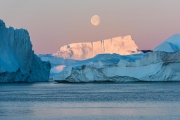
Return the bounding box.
[0,82,180,120]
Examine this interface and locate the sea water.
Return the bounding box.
[0,82,180,120]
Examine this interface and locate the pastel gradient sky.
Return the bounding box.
[0,0,180,53]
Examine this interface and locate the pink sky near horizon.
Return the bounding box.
[0,0,180,54]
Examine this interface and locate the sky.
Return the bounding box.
[0,0,180,54]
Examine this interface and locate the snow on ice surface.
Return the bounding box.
[53,35,140,60]
[154,34,180,52]
[39,53,144,78]
[0,19,51,82]
[53,51,180,82]
[52,53,146,81]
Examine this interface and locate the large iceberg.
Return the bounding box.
[0,19,51,82]
[52,53,146,82]
[53,35,140,60]
[53,34,180,82]
[54,51,180,82]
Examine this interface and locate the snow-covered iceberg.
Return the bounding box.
[53,35,140,60]
[0,19,51,82]
[154,34,180,52]
[54,51,180,82]
[40,52,144,79]
[53,53,146,82]
[54,34,180,82]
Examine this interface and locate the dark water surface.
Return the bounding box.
[0,82,180,120]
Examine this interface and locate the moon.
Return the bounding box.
[91,15,100,26]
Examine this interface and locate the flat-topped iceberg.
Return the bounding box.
[53,35,140,60]
[0,19,51,82]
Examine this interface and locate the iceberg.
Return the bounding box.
[54,34,180,82]
[53,53,146,82]
[0,19,51,82]
[154,34,180,52]
[53,35,140,60]
[54,51,180,82]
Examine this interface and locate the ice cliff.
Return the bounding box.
[0,19,51,82]
[53,35,140,60]
[53,34,180,82]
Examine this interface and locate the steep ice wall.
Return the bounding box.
[53,35,140,60]
[0,19,51,82]
[154,34,180,52]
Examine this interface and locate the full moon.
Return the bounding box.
[91,15,100,26]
